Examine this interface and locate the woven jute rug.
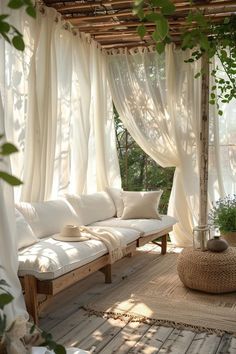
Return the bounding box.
[85,251,236,334]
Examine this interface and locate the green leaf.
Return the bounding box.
[199,35,210,51]
[0,171,23,186]
[8,0,24,9]
[161,2,176,15]
[0,32,11,44]
[194,72,201,79]
[146,12,162,22]
[54,344,66,354]
[218,110,223,116]
[137,25,146,39]
[26,5,36,18]
[0,15,9,21]
[137,8,145,20]
[12,35,25,51]
[0,21,10,33]
[1,143,18,156]
[156,16,169,40]
[0,293,14,310]
[156,41,165,54]
[151,0,166,6]
[152,29,161,42]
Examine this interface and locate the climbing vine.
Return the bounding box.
[134,0,236,110]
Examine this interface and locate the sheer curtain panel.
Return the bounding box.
[107,45,236,246]
[0,5,120,202]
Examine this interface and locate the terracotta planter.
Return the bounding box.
[222,231,236,247]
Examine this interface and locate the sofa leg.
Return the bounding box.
[127,250,136,258]
[100,264,112,284]
[24,275,39,325]
[161,234,167,255]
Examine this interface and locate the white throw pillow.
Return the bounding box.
[106,187,124,217]
[16,200,80,238]
[15,209,38,250]
[121,191,163,220]
[65,191,116,225]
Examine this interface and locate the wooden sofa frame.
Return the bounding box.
[20,230,170,324]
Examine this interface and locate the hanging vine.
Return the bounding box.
[134,0,236,110]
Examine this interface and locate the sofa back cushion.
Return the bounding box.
[106,187,124,217]
[121,190,163,220]
[65,191,116,225]
[15,200,79,238]
[15,209,38,250]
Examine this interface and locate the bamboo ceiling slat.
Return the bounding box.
[55,0,235,13]
[42,0,236,49]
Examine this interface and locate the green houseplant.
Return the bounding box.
[209,195,236,246]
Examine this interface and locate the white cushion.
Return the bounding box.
[15,200,79,239]
[15,209,38,250]
[65,192,116,225]
[18,237,107,280]
[18,226,140,280]
[92,215,177,236]
[106,187,124,217]
[121,191,162,220]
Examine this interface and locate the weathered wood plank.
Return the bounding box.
[216,333,235,354]
[227,337,236,353]
[60,315,107,347]
[98,321,150,354]
[158,329,196,354]
[186,333,221,354]
[48,308,89,341]
[78,317,125,352]
[129,325,174,353]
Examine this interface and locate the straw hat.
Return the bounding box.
[53,225,90,242]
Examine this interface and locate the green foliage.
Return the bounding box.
[0,136,22,186]
[0,0,36,51]
[41,331,66,354]
[114,108,174,214]
[0,273,12,338]
[209,195,236,233]
[134,0,236,111]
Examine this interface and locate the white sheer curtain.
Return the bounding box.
[106,45,236,246]
[0,2,31,327]
[1,5,120,202]
[0,1,120,326]
[0,94,28,328]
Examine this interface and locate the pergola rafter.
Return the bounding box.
[42,0,236,48]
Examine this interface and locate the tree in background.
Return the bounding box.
[114,106,174,214]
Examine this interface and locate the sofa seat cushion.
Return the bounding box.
[18,227,140,280]
[91,215,177,237]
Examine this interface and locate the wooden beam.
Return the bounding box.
[67,9,236,24]
[56,0,236,13]
[55,0,134,11]
[199,52,210,245]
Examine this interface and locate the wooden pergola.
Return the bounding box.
[42,0,236,49]
[41,0,235,248]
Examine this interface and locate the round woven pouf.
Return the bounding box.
[177,247,236,294]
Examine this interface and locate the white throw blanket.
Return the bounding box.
[79,226,127,264]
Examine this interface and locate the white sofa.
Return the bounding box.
[16,190,176,323]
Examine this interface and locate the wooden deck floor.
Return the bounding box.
[40,244,236,354]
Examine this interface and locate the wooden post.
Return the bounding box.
[24,275,39,325]
[199,53,210,248]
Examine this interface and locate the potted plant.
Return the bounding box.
[209,195,236,246]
